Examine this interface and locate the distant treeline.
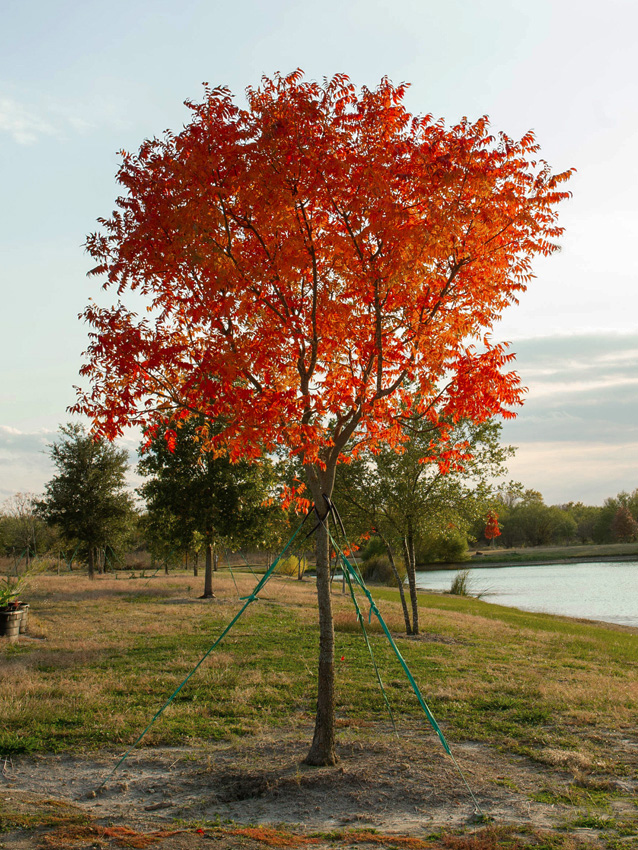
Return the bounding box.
[472,485,638,550]
[1,421,637,575]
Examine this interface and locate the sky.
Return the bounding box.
[1,0,637,507]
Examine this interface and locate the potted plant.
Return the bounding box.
[0,575,27,641]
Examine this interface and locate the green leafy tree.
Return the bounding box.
[138,420,277,598]
[335,419,512,634]
[560,502,601,544]
[593,490,638,543]
[38,424,134,578]
[495,488,577,547]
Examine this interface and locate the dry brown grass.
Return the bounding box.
[2,570,637,787]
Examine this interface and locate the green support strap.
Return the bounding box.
[97,513,310,790]
[329,530,484,815]
[223,547,240,596]
[331,533,449,752]
[238,549,258,578]
[143,548,191,585]
[340,555,398,737]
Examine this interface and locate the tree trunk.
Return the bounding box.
[193,551,198,577]
[87,547,96,580]
[381,535,412,634]
[202,543,215,598]
[304,513,337,765]
[402,534,419,636]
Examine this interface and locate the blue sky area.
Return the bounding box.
[1,0,637,506]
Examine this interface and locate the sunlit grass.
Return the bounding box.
[1,573,636,783]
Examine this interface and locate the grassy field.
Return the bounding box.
[1,570,635,758]
[1,570,638,848]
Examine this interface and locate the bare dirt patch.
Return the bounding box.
[3,727,635,848]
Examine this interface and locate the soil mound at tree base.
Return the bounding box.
[2,729,636,848]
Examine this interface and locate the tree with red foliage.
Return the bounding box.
[74,71,572,765]
[484,509,502,545]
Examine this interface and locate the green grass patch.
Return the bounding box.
[1,572,637,778]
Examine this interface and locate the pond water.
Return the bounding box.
[415,561,638,628]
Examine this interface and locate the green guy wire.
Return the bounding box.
[329,530,484,816]
[238,549,258,578]
[341,555,398,737]
[223,548,240,596]
[97,514,309,791]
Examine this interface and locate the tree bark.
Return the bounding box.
[304,515,337,765]
[402,532,419,636]
[303,465,338,766]
[381,535,412,634]
[202,543,215,598]
[87,547,95,580]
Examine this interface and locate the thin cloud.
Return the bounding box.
[530,376,638,398]
[0,97,59,144]
[499,332,638,502]
[0,94,97,144]
[0,425,54,453]
[504,441,638,505]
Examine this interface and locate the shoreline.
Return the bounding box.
[417,552,638,570]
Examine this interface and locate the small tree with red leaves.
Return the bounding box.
[74,71,571,765]
[484,510,502,546]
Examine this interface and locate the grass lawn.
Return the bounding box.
[2,571,636,764]
[1,570,637,849]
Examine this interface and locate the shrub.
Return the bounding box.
[276,555,302,577]
[359,555,406,587]
[419,529,470,564]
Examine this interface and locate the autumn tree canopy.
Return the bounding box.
[76,70,571,477]
[75,70,572,764]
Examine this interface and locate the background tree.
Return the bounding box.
[74,71,572,765]
[611,505,638,543]
[560,501,601,544]
[484,510,501,546]
[138,419,277,597]
[1,493,55,566]
[593,490,638,543]
[335,418,511,634]
[495,488,577,548]
[38,424,134,578]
